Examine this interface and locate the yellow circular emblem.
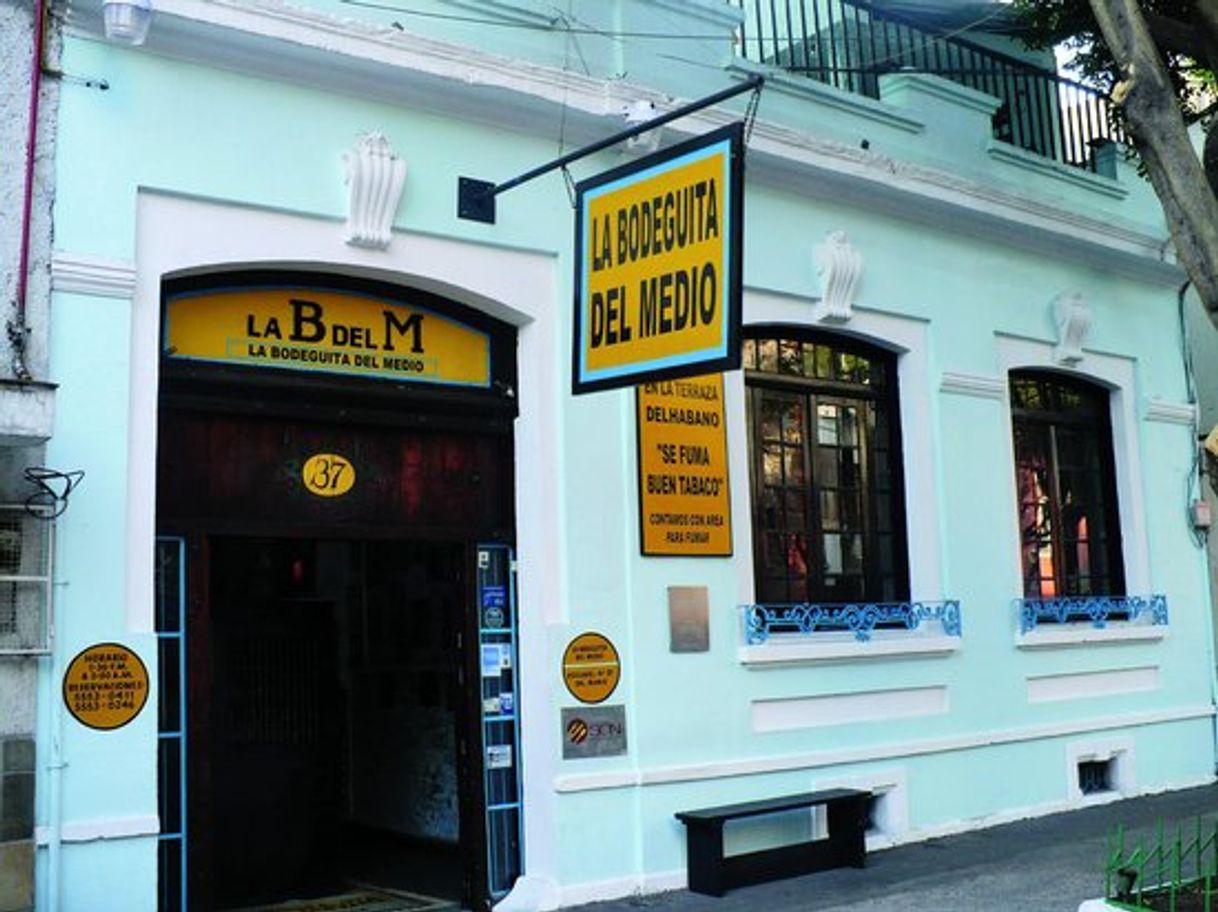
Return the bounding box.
[562,632,621,704]
[302,453,356,497]
[62,643,149,731]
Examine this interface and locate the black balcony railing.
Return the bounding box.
[735,0,1125,172]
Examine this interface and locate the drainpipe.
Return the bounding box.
[12,0,47,383]
[22,6,61,907]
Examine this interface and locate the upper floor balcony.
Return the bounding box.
[734,0,1124,173]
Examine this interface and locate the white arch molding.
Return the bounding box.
[126,190,564,905]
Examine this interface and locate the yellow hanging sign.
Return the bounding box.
[165,286,491,387]
[573,124,744,394]
[636,373,732,556]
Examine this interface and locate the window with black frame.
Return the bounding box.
[744,330,908,605]
[1009,370,1125,601]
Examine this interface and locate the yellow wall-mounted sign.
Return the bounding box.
[562,632,621,705]
[164,286,491,387]
[302,453,356,497]
[573,123,744,394]
[63,643,149,731]
[636,373,732,556]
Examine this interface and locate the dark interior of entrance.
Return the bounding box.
[205,536,467,910]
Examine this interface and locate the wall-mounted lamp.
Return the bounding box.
[103,0,153,45]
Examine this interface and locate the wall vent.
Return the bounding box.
[1078,758,1115,795]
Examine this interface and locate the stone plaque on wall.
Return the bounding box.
[668,585,710,653]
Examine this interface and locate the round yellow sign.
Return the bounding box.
[302,453,355,497]
[562,632,621,704]
[62,643,149,731]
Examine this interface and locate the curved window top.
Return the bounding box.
[1010,371,1108,422]
[743,333,888,390]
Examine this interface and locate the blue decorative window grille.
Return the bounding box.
[744,600,961,644]
[1017,594,1168,634]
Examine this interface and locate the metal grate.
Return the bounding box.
[1079,759,1113,795]
[0,506,52,653]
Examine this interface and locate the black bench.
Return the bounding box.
[674,788,870,896]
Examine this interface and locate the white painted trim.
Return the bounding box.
[885,774,1214,847]
[556,869,688,909]
[129,190,565,893]
[50,252,137,299]
[739,633,961,665]
[552,704,1213,792]
[731,61,925,134]
[1027,667,1159,703]
[752,686,948,731]
[1018,624,1167,649]
[62,2,1178,281]
[881,72,1002,115]
[994,337,1151,596]
[738,291,945,603]
[1145,399,1197,425]
[987,141,1130,200]
[815,767,910,848]
[939,371,1007,400]
[34,815,159,845]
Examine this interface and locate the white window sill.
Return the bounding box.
[739,632,961,666]
[1016,624,1167,649]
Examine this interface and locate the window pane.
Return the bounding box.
[761,488,780,527]
[759,339,778,372]
[839,449,860,488]
[779,340,802,374]
[785,491,806,533]
[815,346,833,379]
[783,448,806,486]
[743,338,756,369]
[786,534,809,582]
[823,533,842,573]
[802,345,818,377]
[817,405,839,445]
[842,534,863,572]
[763,532,786,573]
[762,445,782,485]
[821,490,840,530]
[841,492,862,530]
[760,398,783,441]
[781,400,805,443]
[841,406,859,447]
[815,449,839,487]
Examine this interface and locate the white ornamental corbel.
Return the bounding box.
[621,99,663,155]
[344,133,407,250]
[1052,291,1091,366]
[813,231,862,323]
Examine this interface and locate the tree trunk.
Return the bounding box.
[1088,0,1218,326]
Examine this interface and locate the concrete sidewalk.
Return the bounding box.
[571,783,1218,912]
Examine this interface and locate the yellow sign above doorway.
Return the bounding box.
[164,286,491,387]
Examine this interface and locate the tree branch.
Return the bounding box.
[1089,0,1218,325]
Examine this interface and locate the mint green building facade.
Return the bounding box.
[29,2,1217,910]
